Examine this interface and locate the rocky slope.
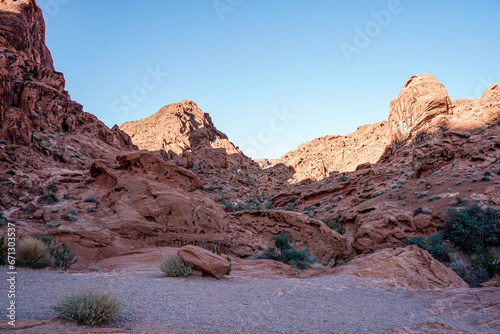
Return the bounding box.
[120,100,294,206]
[279,73,500,182]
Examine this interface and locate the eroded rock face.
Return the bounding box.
[178,245,230,279]
[278,122,391,182]
[330,246,468,290]
[0,0,135,148]
[229,210,350,266]
[279,74,500,182]
[389,73,452,144]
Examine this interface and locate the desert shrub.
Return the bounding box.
[0,236,7,265]
[48,184,58,193]
[272,233,292,254]
[52,289,120,326]
[16,238,53,269]
[86,263,100,272]
[450,256,492,288]
[84,196,97,203]
[253,234,315,269]
[5,169,16,175]
[406,233,451,263]
[211,246,222,256]
[443,204,500,254]
[282,248,314,269]
[321,217,345,235]
[35,233,77,269]
[469,249,500,278]
[86,207,96,213]
[413,207,431,217]
[252,246,281,261]
[65,208,78,222]
[63,194,72,200]
[41,192,58,204]
[0,211,5,226]
[159,254,192,277]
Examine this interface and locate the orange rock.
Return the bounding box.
[178,245,230,279]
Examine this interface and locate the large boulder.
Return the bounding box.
[177,245,230,279]
[328,246,468,290]
[389,73,452,144]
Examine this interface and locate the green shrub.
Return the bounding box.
[252,247,281,261]
[86,207,96,213]
[84,196,97,203]
[65,208,78,222]
[321,217,345,235]
[159,254,192,277]
[406,233,451,263]
[253,234,315,270]
[63,194,72,200]
[48,184,58,193]
[5,169,16,175]
[41,193,58,204]
[35,233,77,269]
[16,238,53,269]
[469,249,500,278]
[52,289,120,326]
[282,248,314,269]
[272,233,292,254]
[443,204,500,254]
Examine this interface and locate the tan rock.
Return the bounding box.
[178,245,230,279]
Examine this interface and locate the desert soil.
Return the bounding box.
[0,265,496,334]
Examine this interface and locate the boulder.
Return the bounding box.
[329,246,468,290]
[177,245,230,279]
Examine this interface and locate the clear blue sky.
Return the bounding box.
[40,0,500,159]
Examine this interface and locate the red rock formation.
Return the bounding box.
[0,0,134,148]
[229,210,349,266]
[178,245,230,279]
[320,246,468,290]
[278,73,500,182]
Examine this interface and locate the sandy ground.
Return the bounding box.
[0,252,499,334]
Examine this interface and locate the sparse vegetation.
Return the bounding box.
[406,234,450,263]
[5,169,16,175]
[159,253,192,277]
[48,184,58,193]
[413,207,431,216]
[86,263,100,272]
[338,176,349,182]
[86,207,96,213]
[65,208,78,222]
[84,196,97,203]
[16,238,53,269]
[408,203,500,287]
[321,217,345,235]
[0,211,5,226]
[63,194,72,200]
[35,233,77,269]
[52,289,121,326]
[253,233,314,269]
[219,198,272,212]
[41,192,58,204]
